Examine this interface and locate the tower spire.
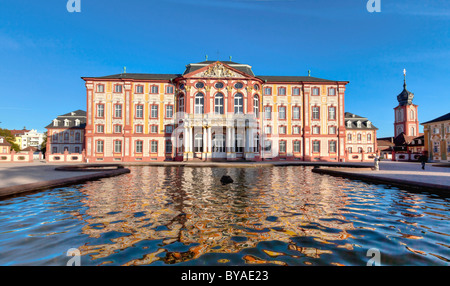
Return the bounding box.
[403,68,406,89]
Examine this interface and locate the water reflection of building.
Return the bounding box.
[74,166,355,265]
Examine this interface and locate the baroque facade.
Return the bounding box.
[344,112,378,162]
[82,60,355,162]
[45,110,86,155]
[422,112,450,162]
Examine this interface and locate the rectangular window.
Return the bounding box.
[97,104,104,117]
[312,126,320,134]
[329,141,336,153]
[293,141,301,153]
[292,106,300,120]
[135,125,143,133]
[278,87,286,95]
[151,85,159,94]
[136,105,143,118]
[136,141,143,153]
[151,105,158,118]
[165,140,172,153]
[264,140,272,152]
[264,126,272,135]
[114,85,122,93]
[328,88,336,96]
[75,147,80,153]
[348,147,352,153]
[293,126,300,134]
[279,126,286,134]
[151,125,158,134]
[114,125,122,133]
[114,141,122,153]
[114,104,122,118]
[433,142,440,153]
[96,141,104,153]
[96,125,104,133]
[166,85,174,94]
[97,84,104,93]
[165,125,173,134]
[312,107,320,120]
[279,141,286,153]
[52,147,57,154]
[313,141,320,153]
[447,142,450,153]
[151,141,158,153]
[328,107,336,120]
[292,87,300,96]
[329,126,336,135]
[279,106,286,120]
[264,87,272,95]
[166,105,173,118]
[135,85,144,94]
[264,106,272,120]
[312,87,319,96]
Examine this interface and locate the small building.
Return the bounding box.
[0,136,12,154]
[45,110,86,156]
[377,137,395,160]
[422,112,450,162]
[344,112,378,162]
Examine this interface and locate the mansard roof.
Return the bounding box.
[344,112,378,130]
[82,61,346,83]
[90,73,181,81]
[256,75,335,83]
[421,112,450,125]
[45,110,86,129]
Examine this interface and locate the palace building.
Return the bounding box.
[81,60,356,162]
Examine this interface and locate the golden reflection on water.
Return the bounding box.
[73,166,357,265]
[65,166,450,266]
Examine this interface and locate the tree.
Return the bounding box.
[0,128,21,151]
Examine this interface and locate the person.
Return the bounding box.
[419,155,427,170]
[374,153,380,171]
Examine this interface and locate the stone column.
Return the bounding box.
[207,127,212,153]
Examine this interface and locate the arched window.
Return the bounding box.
[410,110,415,120]
[234,93,243,114]
[214,93,224,115]
[194,93,204,114]
[75,132,81,142]
[253,95,260,118]
[410,127,415,136]
[64,132,69,142]
[347,134,352,142]
[367,133,372,142]
[357,133,362,141]
[178,94,185,113]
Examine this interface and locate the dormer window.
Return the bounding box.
[357,121,362,128]
[347,121,352,128]
[53,119,59,127]
[367,121,372,128]
[75,119,80,127]
[64,119,70,127]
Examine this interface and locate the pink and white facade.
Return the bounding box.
[82,60,352,162]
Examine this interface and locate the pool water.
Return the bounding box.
[0,166,448,266]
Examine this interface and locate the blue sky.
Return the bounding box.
[0,0,449,137]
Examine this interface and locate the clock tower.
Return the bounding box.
[394,70,419,138]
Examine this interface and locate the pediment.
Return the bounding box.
[188,62,246,79]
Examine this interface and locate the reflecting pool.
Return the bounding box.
[0,166,449,266]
